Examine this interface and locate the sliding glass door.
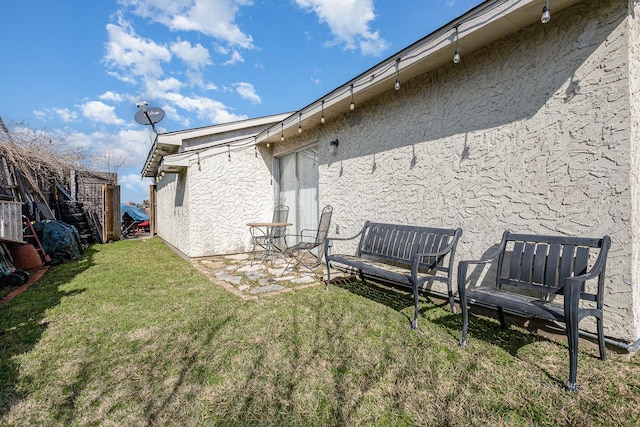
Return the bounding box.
[276,145,319,244]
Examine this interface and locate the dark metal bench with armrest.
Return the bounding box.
[324,221,463,330]
[457,231,611,392]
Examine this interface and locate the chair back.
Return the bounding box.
[314,205,333,245]
[271,205,289,239]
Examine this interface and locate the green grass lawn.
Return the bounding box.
[1,237,640,426]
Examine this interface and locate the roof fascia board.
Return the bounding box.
[256,0,582,144]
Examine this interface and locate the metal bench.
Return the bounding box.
[457,231,611,392]
[324,222,463,329]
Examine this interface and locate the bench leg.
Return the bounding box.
[565,283,581,392]
[412,284,419,330]
[597,315,607,361]
[358,269,365,284]
[497,307,507,329]
[459,291,468,348]
[448,289,456,314]
[458,263,469,348]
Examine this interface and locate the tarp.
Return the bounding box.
[121,204,150,222]
[32,220,83,265]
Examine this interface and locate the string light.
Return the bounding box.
[266,130,270,148]
[350,84,355,111]
[321,100,325,123]
[197,152,201,171]
[227,145,231,162]
[453,26,461,64]
[298,113,302,133]
[394,58,401,91]
[541,0,550,23]
[280,123,284,142]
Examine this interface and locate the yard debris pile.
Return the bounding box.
[0,117,113,291]
[0,117,112,234]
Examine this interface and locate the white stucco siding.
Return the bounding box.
[629,0,640,340]
[187,145,275,257]
[315,0,635,339]
[155,172,191,256]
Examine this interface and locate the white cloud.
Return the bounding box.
[64,127,155,168]
[234,82,261,104]
[145,77,185,94]
[118,173,154,199]
[53,108,79,122]
[294,0,389,56]
[104,18,172,80]
[81,101,125,126]
[99,91,125,102]
[119,0,254,48]
[32,110,48,120]
[159,92,247,124]
[170,39,212,69]
[223,50,244,65]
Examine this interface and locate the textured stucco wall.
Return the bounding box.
[186,145,275,257]
[155,172,191,256]
[156,145,274,257]
[629,0,640,339]
[307,0,635,340]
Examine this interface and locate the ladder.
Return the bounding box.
[22,215,51,264]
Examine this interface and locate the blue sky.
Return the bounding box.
[1,0,483,203]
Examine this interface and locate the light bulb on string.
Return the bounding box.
[266,130,270,148]
[227,145,231,162]
[298,113,302,133]
[394,58,401,91]
[349,85,355,111]
[280,123,284,142]
[541,0,551,24]
[453,26,461,64]
[321,100,325,123]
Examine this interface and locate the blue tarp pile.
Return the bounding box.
[32,220,83,265]
[121,204,150,222]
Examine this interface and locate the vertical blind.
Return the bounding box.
[277,145,319,244]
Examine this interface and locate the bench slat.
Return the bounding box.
[509,241,524,282]
[521,242,536,282]
[545,244,561,288]
[533,244,548,284]
[575,246,589,277]
[560,245,576,286]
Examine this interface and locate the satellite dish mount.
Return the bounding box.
[134,101,165,133]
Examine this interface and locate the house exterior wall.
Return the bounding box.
[282,0,635,339]
[155,144,275,257]
[629,0,640,338]
[155,172,192,255]
[186,145,275,257]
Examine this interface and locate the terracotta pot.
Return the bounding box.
[10,244,43,271]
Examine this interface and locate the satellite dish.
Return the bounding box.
[134,106,165,126]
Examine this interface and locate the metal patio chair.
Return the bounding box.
[250,205,289,261]
[283,205,333,273]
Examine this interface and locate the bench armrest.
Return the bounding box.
[324,227,366,259]
[411,239,460,270]
[563,235,610,299]
[456,240,506,296]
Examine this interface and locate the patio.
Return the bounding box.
[191,252,329,300]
